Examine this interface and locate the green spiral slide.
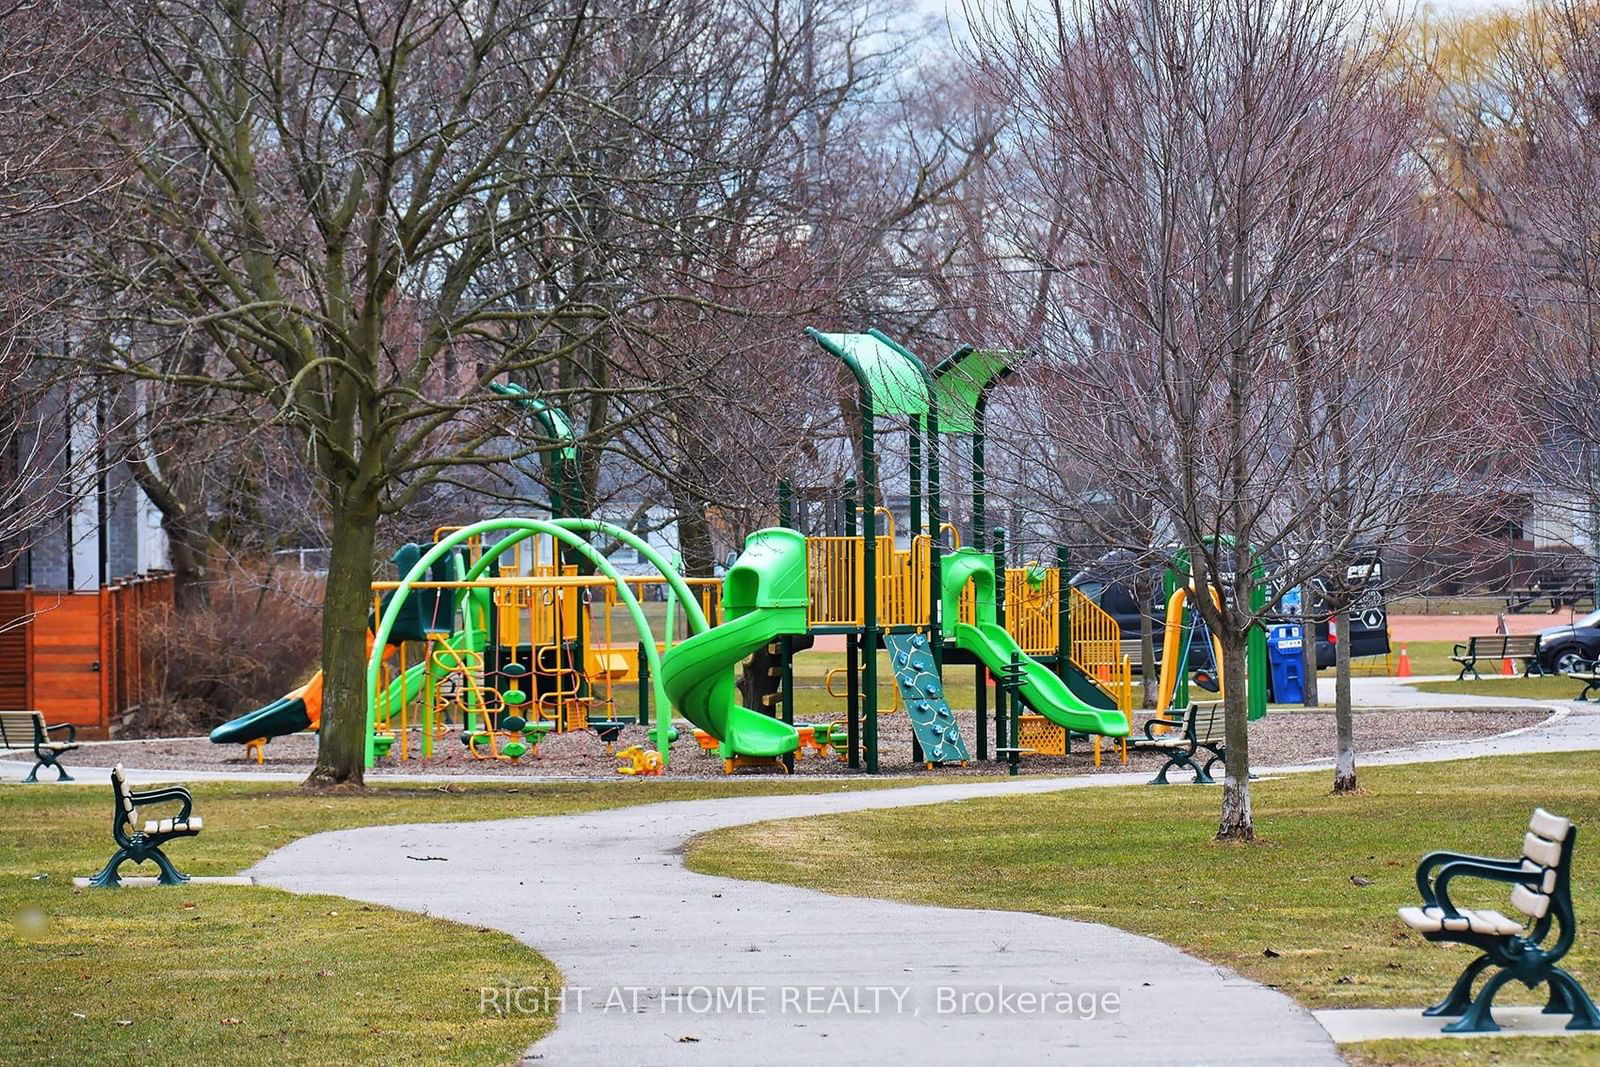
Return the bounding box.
[658,528,809,760]
[942,548,1128,738]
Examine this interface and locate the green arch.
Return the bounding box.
[468,519,710,634]
[367,518,687,767]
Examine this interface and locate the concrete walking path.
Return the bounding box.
[250,775,1339,1065]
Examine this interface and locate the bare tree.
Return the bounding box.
[1282,209,1508,793]
[1411,1,1600,579]
[970,0,1426,837]
[0,1,122,569]
[73,0,676,785]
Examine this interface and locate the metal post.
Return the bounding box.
[1056,545,1072,677]
[975,660,988,761]
[1008,652,1022,777]
[993,525,1007,759]
[862,399,879,775]
[778,480,793,529]
[972,394,987,551]
[910,427,926,767]
[637,640,650,725]
[928,399,943,665]
[908,418,922,537]
[781,634,795,773]
[844,481,860,769]
[846,634,861,768]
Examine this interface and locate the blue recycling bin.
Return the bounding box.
[1267,624,1305,704]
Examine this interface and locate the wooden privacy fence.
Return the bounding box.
[0,573,173,738]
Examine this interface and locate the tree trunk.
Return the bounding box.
[1332,601,1358,793]
[305,497,379,788]
[1216,636,1255,841]
[673,490,717,578]
[1139,579,1158,707]
[164,510,212,612]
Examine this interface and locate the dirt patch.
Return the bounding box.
[14,706,1551,780]
[1388,613,1564,642]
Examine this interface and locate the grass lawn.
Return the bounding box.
[1412,675,1587,701]
[1347,1038,1600,1066]
[1,776,916,1065]
[686,751,1600,1065]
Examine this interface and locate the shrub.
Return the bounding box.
[129,562,323,737]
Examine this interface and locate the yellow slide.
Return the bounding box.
[1155,585,1225,713]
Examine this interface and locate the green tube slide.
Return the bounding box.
[658,528,808,759]
[942,548,1128,738]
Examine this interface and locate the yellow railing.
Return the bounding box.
[879,534,931,628]
[1005,565,1058,656]
[1070,586,1134,720]
[807,536,863,627]
[1068,586,1122,680]
[806,534,932,629]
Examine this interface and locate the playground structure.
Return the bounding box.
[206,328,1289,775]
[1153,543,1270,723]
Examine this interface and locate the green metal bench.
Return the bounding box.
[1451,634,1543,681]
[88,764,205,887]
[1399,807,1599,1033]
[1130,701,1225,784]
[1567,660,1600,702]
[0,709,78,783]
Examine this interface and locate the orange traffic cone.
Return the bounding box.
[1503,655,1516,677]
[1396,645,1411,678]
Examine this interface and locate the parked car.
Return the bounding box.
[1536,610,1600,674]
[1070,551,1344,671]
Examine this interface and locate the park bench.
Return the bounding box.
[88,764,204,888]
[1451,634,1543,681]
[1129,700,1225,785]
[1566,660,1600,702]
[1398,807,1599,1033]
[0,709,78,783]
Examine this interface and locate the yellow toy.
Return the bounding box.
[616,745,664,776]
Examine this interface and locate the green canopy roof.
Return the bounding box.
[806,329,931,417]
[931,347,1016,434]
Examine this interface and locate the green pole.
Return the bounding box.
[778,480,793,529]
[844,479,860,769]
[908,418,922,537]
[975,656,988,761]
[780,634,795,773]
[925,391,943,660]
[972,394,987,551]
[1057,545,1072,675]
[862,388,879,775]
[637,640,650,725]
[1009,651,1022,776]
[993,525,1007,759]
